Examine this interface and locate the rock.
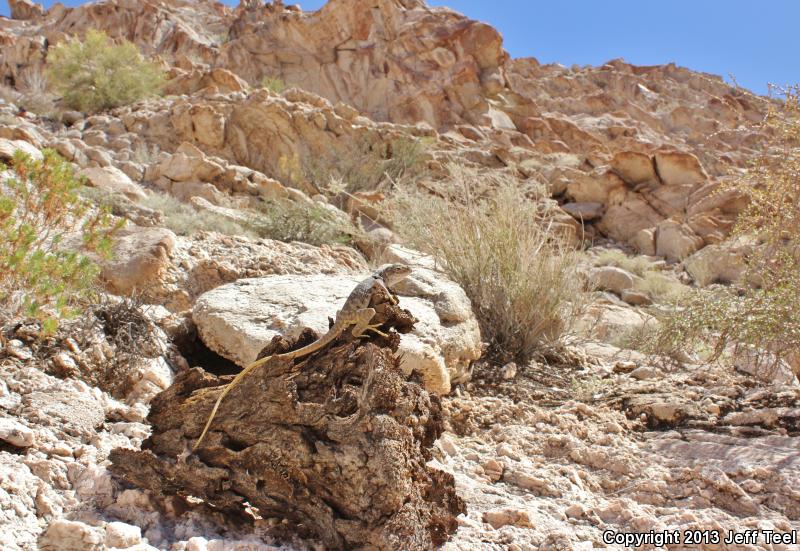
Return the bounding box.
[192,268,481,395]
[39,519,104,551]
[629,366,659,380]
[655,219,704,262]
[105,521,142,549]
[501,362,517,380]
[611,151,657,185]
[621,288,651,306]
[564,503,586,519]
[565,169,625,203]
[483,508,533,529]
[561,201,604,221]
[0,417,36,447]
[0,138,41,162]
[684,243,747,286]
[8,0,45,20]
[590,266,635,295]
[100,226,176,296]
[630,227,657,256]
[654,150,708,187]
[79,166,147,201]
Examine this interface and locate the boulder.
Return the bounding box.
[0,138,42,162]
[611,151,657,185]
[192,269,481,394]
[654,151,708,187]
[100,226,176,296]
[655,219,704,262]
[590,266,635,295]
[684,243,747,286]
[561,202,604,221]
[79,166,147,201]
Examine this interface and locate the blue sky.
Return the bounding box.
[2,0,796,95]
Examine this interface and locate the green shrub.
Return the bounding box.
[393,165,588,362]
[261,76,286,94]
[0,150,120,332]
[46,29,165,113]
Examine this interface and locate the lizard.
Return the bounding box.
[192,263,412,451]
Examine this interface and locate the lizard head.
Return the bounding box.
[375,263,412,286]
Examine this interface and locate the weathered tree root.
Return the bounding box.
[110,295,465,550]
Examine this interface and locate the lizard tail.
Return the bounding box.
[192,353,274,451]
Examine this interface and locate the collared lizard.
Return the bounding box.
[193,263,412,451]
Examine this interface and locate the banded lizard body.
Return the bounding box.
[193,263,412,451]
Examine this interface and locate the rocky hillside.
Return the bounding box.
[1,0,797,550]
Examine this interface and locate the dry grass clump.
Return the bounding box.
[393,165,589,362]
[593,249,653,277]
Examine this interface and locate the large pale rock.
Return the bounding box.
[590,266,635,296]
[0,138,42,162]
[101,226,176,295]
[655,219,704,262]
[684,243,747,286]
[598,197,663,243]
[192,269,481,394]
[654,151,708,187]
[611,151,657,185]
[79,166,147,201]
[39,519,104,551]
[565,169,625,204]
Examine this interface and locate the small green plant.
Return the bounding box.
[393,165,588,362]
[249,199,358,246]
[0,150,120,332]
[261,76,286,94]
[46,29,165,113]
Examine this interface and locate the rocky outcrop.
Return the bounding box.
[111,300,465,550]
[192,267,481,395]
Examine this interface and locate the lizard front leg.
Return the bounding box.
[350,307,388,338]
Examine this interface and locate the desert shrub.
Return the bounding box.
[46,29,165,113]
[305,136,429,194]
[139,192,257,238]
[0,150,119,332]
[261,76,286,94]
[249,199,358,246]
[393,165,588,362]
[645,86,800,369]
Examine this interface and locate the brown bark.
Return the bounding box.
[110,295,464,550]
